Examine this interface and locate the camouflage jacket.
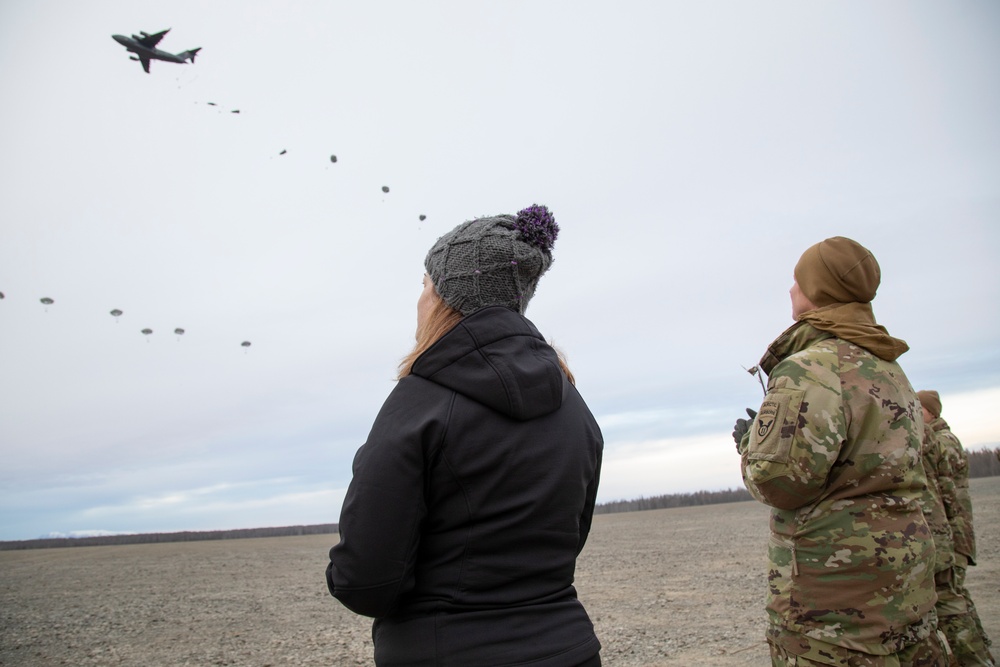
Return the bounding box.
[929,417,976,562]
[919,424,955,574]
[739,321,937,655]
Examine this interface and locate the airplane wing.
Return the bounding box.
[139,55,151,73]
[138,29,169,48]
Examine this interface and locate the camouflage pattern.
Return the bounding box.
[939,603,995,667]
[738,322,938,661]
[918,426,955,575]
[930,419,975,562]
[916,430,964,666]
[926,418,995,666]
[768,624,952,666]
[939,558,995,666]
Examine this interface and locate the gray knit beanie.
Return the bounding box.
[424,204,559,316]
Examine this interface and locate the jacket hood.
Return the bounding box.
[410,306,565,421]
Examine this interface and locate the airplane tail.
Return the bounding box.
[181,47,201,63]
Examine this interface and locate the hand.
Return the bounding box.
[732,408,758,447]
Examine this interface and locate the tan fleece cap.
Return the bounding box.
[794,236,880,307]
[917,390,942,418]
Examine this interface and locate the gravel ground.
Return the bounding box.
[2,477,997,666]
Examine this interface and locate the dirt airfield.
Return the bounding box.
[2,477,997,667]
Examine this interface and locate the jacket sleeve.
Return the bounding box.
[740,349,846,510]
[326,379,451,618]
[577,441,603,555]
[935,435,959,522]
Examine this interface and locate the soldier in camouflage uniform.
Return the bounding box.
[733,237,946,667]
[918,420,955,579]
[917,390,995,667]
[918,411,961,666]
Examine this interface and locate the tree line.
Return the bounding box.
[593,487,754,514]
[0,523,338,552]
[2,447,995,551]
[969,446,1000,478]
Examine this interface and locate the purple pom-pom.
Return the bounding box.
[514,204,559,253]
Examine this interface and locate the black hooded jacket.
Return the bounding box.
[327,306,603,666]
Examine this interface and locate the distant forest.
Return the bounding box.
[970,446,1000,478]
[3,448,997,552]
[593,487,753,514]
[0,524,339,552]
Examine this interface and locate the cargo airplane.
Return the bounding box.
[112,29,201,74]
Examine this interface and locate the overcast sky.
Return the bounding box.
[1,1,998,541]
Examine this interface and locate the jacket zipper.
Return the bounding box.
[770,533,798,576]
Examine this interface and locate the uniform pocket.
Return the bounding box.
[746,389,805,464]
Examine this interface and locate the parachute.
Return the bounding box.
[240,341,251,348]
[110,309,123,323]
[419,214,426,221]
[381,186,390,193]
[203,102,240,114]
[0,291,4,299]
[174,327,185,340]
[141,328,153,342]
[330,155,337,163]
[40,297,54,305]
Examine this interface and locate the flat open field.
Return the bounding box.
[2,477,997,666]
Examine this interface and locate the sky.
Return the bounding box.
[1,1,998,541]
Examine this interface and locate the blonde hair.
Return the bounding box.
[397,293,464,380]
[397,290,575,385]
[551,342,576,386]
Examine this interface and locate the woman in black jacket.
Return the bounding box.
[327,205,604,667]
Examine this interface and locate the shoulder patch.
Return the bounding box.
[746,389,805,463]
[757,399,779,439]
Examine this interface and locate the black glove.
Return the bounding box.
[732,408,758,447]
